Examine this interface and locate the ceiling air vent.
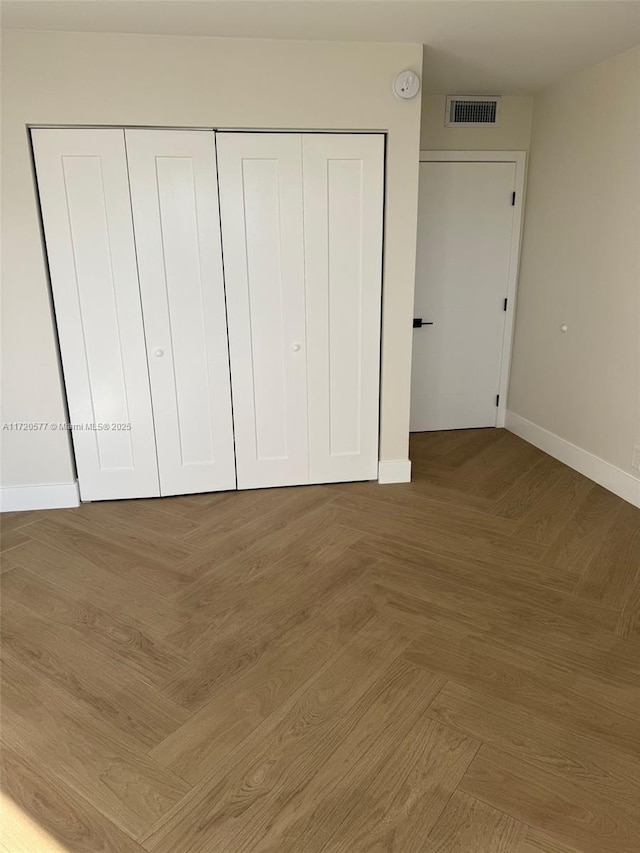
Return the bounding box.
[445,95,501,127]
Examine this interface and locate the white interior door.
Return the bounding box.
[216,133,308,489]
[410,160,516,431]
[31,128,160,501]
[125,129,236,495]
[302,134,384,483]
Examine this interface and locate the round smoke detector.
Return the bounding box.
[393,70,421,100]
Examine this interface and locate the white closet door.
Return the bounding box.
[217,133,308,489]
[302,134,384,483]
[31,129,159,501]
[125,130,236,495]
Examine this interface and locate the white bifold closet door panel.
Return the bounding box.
[302,134,384,483]
[217,131,384,490]
[125,130,236,495]
[216,133,309,489]
[31,128,160,501]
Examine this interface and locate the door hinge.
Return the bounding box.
[503,298,508,311]
[496,394,500,407]
[511,191,516,206]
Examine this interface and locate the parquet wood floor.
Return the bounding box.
[1,428,639,852]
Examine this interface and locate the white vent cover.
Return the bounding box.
[445,95,501,127]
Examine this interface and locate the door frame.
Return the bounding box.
[418,150,527,428]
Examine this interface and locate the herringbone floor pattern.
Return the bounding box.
[1,429,640,852]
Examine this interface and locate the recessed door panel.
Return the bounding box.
[31,128,159,501]
[125,129,236,495]
[217,133,308,489]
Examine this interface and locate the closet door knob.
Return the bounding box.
[291,343,301,352]
[154,348,164,358]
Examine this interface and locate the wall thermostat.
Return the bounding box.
[393,70,421,100]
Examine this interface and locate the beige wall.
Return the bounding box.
[420,94,532,150]
[508,45,640,476]
[0,30,422,488]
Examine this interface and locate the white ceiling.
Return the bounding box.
[2,0,639,93]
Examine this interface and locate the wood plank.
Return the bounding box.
[26,518,194,597]
[375,568,640,691]
[161,501,354,614]
[1,746,148,853]
[168,508,361,652]
[327,476,495,514]
[2,599,188,749]
[338,502,548,564]
[520,828,582,853]
[0,546,23,574]
[380,578,619,649]
[543,483,623,572]
[2,537,182,642]
[162,549,371,710]
[44,505,194,566]
[512,466,594,546]
[142,618,412,853]
[1,566,187,688]
[219,663,449,852]
[522,829,587,853]
[181,485,336,553]
[0,509,43,534]
[455,431,542,499]
[121,490,238,522]
[150,589,377,783]
[431,426,507,468]
[95,499,204,539]
[315,717,479,853]
[492,453,563,520]
[427,682,640,809]
[574,502,640,609]
[617,577,640,639]
[1,655,189,839]
[359,531,577,592]
[424,790,527,852]
[460,747,640,853]
[403,627,640,757]
[334,488,515,538]
[0,527,31,554]
[410,427,504,469]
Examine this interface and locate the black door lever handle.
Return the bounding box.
[413,318,434,328]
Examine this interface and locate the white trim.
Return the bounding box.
[30,125,386,135]
[0,481,80,512]
[419,150,525,163]
[419,150,527,429]
[378,459,412,484]
[506,412,640,509]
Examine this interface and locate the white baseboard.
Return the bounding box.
[506,412,640,509]
[378,459,412,484]
[0,481,80,512]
